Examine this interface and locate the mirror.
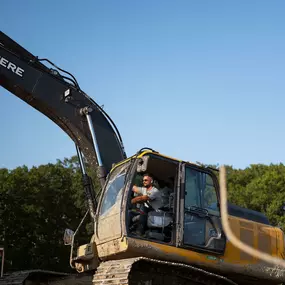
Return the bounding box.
[63,228,74,245]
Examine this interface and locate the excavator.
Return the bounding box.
[0,30,285,285]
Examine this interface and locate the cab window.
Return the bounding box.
[99,162,130,216]
[183,167,219,247]
[185,167,218,212]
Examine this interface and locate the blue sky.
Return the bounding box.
[1,0,285,170]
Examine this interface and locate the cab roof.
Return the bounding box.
[110,147,217,173]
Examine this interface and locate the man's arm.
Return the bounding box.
[131,195,149,204]
[131,187,160,205]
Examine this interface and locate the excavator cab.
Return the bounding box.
[93,150,227,262]
[122,151,226,253]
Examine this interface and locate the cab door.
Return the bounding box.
[179,163,226,254]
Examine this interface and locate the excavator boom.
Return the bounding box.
[0,30,126,174]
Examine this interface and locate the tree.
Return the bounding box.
[0,155,100,272]
[226,163,285,229]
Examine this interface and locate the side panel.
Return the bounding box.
[97,207,122,243]
[97,237,128,259]
[276,227,285,259]
[223,216,284,264]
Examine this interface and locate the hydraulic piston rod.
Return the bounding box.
[75,144,97,220]
[80,106,106,188]
[76,144,87,175]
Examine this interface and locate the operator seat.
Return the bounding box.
[145,183,174,241]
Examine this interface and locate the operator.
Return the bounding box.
[131,173,163,235]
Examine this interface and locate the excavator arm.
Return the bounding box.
[0,30,127,176]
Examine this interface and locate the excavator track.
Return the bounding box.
[93,257,238,285]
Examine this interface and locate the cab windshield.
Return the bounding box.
[99,162,130,216]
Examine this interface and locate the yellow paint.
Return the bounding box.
[104,149,285,271]
[136,150,182,162]
[136,216,284,266]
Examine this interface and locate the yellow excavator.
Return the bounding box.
[1,30,285,285]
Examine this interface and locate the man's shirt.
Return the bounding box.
[136,186,163,210]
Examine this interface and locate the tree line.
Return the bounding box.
[0,157,285,272]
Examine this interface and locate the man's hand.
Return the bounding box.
[131,195,149,204]
[132,185,141,194]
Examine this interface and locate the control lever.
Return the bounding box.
[186,206,209,218]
